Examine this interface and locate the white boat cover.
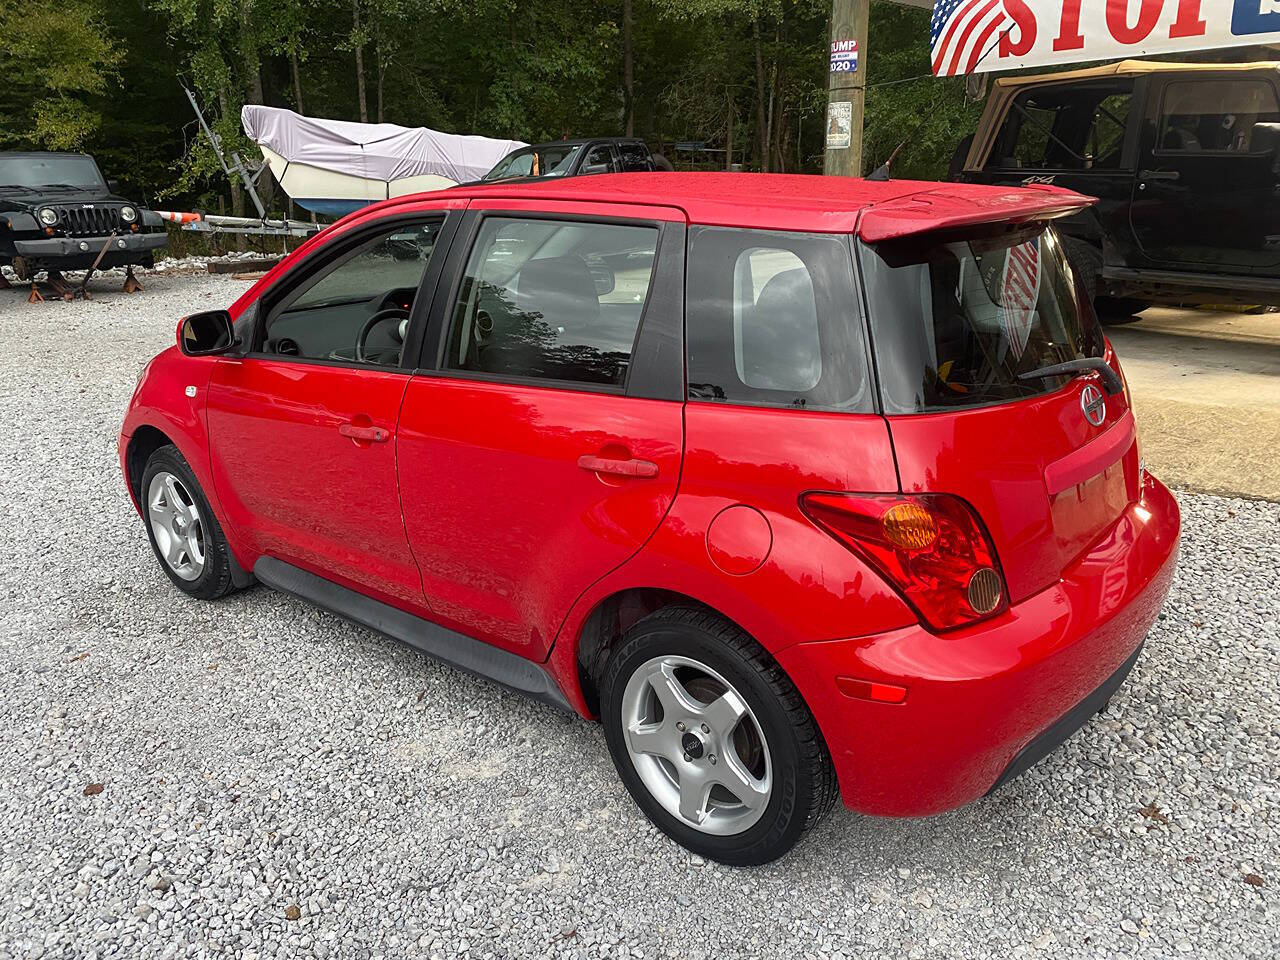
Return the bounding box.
[241,105,524,186]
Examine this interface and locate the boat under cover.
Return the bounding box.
[241,105,524,216]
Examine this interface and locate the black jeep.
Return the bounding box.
[0,151,167,294]
[953,60,1280,319]
[481,137,669,182]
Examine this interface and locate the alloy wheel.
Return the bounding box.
[147,471,206,581]
[620,655,772,835]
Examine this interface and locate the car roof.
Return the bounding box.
[515,137,644,149]
[994,57,1280,90]
[400,172,1094,237]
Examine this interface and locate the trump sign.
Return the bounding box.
[931,0,1280,76]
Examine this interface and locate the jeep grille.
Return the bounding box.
[53,205,124,237]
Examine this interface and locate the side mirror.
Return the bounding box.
[588,264,616,296]
[580,162,610,175]
[178,309,236,356]
[107,179,121,193]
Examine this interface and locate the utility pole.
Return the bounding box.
[823,0,870,177]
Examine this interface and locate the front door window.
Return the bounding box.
[1157,79,1280,154]
[262,220,442,366]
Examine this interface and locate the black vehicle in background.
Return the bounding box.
[0,151,167,296]
[953,60,1280,320]
[482,138,670,182]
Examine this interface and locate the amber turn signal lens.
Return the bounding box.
[881,502,938,550]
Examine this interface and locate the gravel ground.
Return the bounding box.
[0,272,1276,960]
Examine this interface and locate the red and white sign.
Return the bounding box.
[931,0,1280,76]
[1000,239,1041,359]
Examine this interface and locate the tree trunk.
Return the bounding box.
[752,17,768,172]
[353,0,368,122]
[771,68,786,173]
[290,47,305,113]
[376,43,386,123]
[765,23,779,170]
[622,0,634,136]
[725,87,734,171]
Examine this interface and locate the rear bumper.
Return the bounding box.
[777,475,1180,817]
[14,232,166,268]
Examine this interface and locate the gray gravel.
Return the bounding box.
[0,272,1277,959]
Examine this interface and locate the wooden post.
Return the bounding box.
[823,0,869,177]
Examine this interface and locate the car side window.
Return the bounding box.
[989,83,1132,171]
[685,227,871,412]
[1157,79,1280,153]
[262,220,442,367]
[444,216,659,389]
[582,144,617,173]
[619,143,653,172]
[1086,92,1132,169]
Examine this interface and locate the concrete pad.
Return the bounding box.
[1107,307,1280,502]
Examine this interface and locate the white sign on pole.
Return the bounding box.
[826,101,853,149]
[930,0,1280,77]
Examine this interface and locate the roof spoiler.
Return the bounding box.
[856,184,1096,245]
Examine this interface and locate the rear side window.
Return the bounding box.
[445,216,659,389]
[859,226,1104,415]
[685,227,870,412]
[990,82,1133,171]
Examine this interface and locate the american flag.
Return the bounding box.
[930,0,1011,77]
[999,238,1041,360]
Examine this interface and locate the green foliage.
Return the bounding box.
[863,2,983,179]
[0,0,123,149]
[1,0,984,208]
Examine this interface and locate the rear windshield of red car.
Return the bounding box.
[858,225,1104,415]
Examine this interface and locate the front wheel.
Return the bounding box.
[600,606,837,865]
[140,445,236,600]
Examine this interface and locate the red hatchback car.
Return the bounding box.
[120,173,1179,865]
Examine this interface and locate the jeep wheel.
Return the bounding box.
[601,606,837,866]
[1095,296,1152,324]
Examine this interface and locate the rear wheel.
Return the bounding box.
[140,445,235,600]
[600,606,836,865]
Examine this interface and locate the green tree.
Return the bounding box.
[0,0,124,149]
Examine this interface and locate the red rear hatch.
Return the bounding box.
[859,219,1142,605]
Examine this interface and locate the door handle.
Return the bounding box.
[1138,169,1180,181]
[339,422,390,443]
[577,454,659,478]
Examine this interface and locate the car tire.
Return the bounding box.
[600,606,837,866]
[1061,237,1151,325]
[139,445,236,601]
[1095,297,1152,324]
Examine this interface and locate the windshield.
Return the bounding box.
[0,155,105,190]
[859,225,1104,414]
[484,144,581,181]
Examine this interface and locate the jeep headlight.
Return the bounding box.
[38,207,58,226]
[119,205,137,223]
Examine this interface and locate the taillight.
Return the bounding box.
[799,492,1008,631]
